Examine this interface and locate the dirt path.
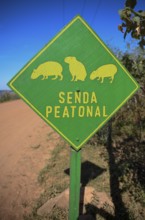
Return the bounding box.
[0,100,60,220]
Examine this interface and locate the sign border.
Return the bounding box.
[8,15,139,151]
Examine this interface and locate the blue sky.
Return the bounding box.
[0,0,145,90]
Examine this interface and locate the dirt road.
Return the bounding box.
[0,100,60,220]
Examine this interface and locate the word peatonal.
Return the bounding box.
[46,92,108,118]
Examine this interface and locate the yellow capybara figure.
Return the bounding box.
[90,64,117,83]
[64,56,87,81]
[31,61,63,80]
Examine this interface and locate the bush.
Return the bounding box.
[0,91,19,103]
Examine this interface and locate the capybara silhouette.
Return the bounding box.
[90,64,117,83]
[64,56,87,81]
[31,61,63,80]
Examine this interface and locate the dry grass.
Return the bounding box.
[24,124,145,220]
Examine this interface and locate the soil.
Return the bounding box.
[0,100,60,220]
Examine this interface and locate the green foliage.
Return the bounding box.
[118,1,145,49]
[113,53,145,214]
[0,91,19,103]
[0,92,11,102]
[89,50,145,218]
[125,0,137,9]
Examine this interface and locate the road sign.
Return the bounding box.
[8,15,139,151]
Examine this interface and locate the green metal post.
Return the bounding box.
[69,147,81,220]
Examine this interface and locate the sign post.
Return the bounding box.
[69,148,81,220]
[8,15,139,219]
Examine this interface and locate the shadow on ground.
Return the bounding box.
[64,160,115,219]
[64,160,106,187]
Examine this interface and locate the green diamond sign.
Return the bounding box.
[8,16,139,151]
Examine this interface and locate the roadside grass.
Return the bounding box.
[38,139,70,186]
[24,117,145,219]
[24,138,111,220]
